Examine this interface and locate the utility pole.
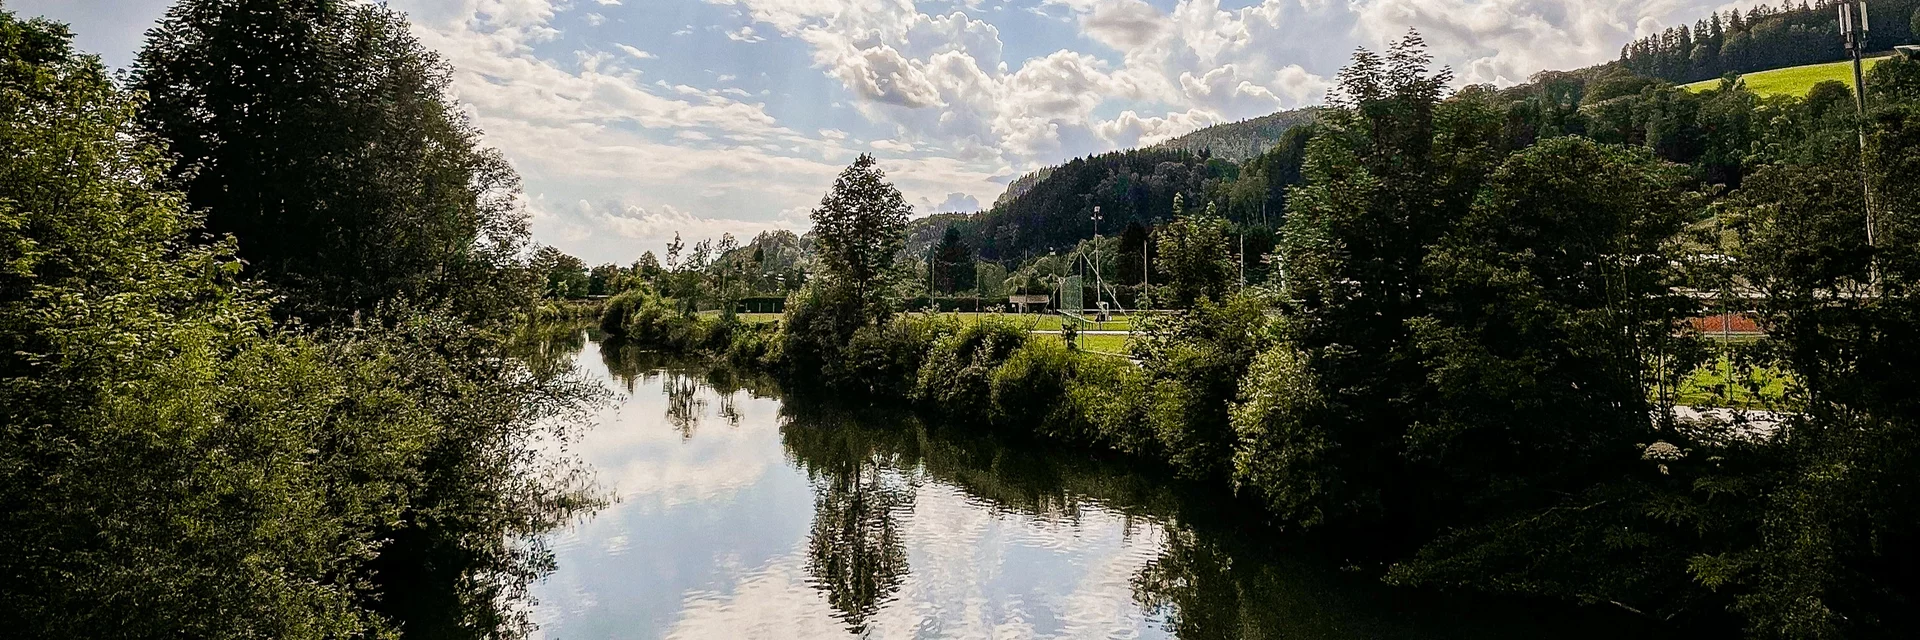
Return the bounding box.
[1841,1,1878,278]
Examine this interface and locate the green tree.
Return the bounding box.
[637,250,664,285]
[587,263,621,296]
[810,154,911,320]
[1377,139,1714,618]
[782,156,911,383]
[1239,123,1315,221]
[1240,33,1501,528]
[1411,138,1702,505]
[1114,221,1151,286]
[975,262,1008,299]
[0,14,372,635]
[532,246,588,299]
[134,0,534,323]
[933,226,977,294]
[1686,62,1920,635]
[1152,200,1235,307]
[0,14,598,638]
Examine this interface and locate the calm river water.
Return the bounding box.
[528,333,1678,640]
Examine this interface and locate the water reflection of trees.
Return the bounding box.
[804,463,912,634]
[663,374,707,438]
[781,404,919,635]
[510,321,592,380]
[597,338,781,397]
[595,339,782,438]
[773,393,1686,640]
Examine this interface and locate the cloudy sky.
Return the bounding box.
[19,0,1763,264]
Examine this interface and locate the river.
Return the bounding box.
[527,332,1682,640]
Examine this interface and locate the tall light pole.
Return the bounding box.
[1091,206,1102,314]
[1841,1,1878,268]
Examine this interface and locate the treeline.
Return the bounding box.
[534,230,810,305]
[2,3,597,639]
[613,34,1920,637]
[922,133,1304,295]
[1620,0,1920,84]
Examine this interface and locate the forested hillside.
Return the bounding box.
[1620,0,1920,84]
[946,107,1318,265]
[1152,106,1323,161]
[954,148,1239,261]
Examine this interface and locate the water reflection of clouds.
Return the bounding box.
[661,481,1168,639]
[587,380,783,511]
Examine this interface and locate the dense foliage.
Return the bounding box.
[0,5,598,639]
[135,0,534,324]
[931,226,977,294]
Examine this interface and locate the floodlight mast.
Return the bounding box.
[1091,206,1101,315]
[1842,1,1878,281]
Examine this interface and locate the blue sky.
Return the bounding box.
[14,0,1765,264]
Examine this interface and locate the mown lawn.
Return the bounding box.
[702,310,1135,331]
[734,312,783,324]
[702,310,1138,356]
[1674,355,1793,409]
[1075,333,1130,354]
[929,311,1134,332]
[1681,56,1891,97]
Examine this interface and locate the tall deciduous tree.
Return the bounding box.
[1411,137,1702,500]
[810,154,911,320]
[134,0,533,323]
[1152,201,1235,307]
[532,246,588,299]
[1238,32,1499,528]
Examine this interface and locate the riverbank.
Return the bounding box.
[538,331,1716,638]
[599,288,1766,623]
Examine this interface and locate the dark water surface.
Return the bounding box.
[529,334,1676,640]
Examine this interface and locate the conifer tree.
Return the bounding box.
[933,227,976,294]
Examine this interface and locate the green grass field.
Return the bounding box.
[703,310,1138,357]
[943,312,1133,332]
[705,310,1134,331]
[1681,56,1891,97]
[1674,355,1793,409]
[1075,333,1130,354]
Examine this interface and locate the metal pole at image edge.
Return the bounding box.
[1843,2,1878,271]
